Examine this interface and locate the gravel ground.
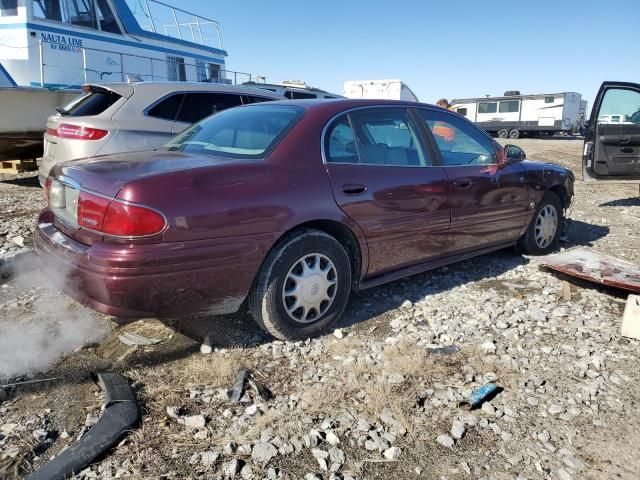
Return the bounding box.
[1,138,639,480]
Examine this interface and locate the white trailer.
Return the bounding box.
[344,79,419,101]
[450,91,583,138]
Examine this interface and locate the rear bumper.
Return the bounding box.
[34,212,277,318]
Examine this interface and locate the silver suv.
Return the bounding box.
[38,82,283,186]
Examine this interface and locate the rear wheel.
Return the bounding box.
[518,191,563,255]
[249,230,352,340]
[508,129,520,139]
[497,129,509,139]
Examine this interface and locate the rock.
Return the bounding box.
[85,413,100,427]
[223,459,243,477]
[193,430,208,440]
[200,335,213,354]
[325,431,340,446]
[450,420,466,440]
[166,406,180,418]
[548,405,564,415]
[304,475,321,480]
[329,446,345,464]
[252,442,278,463]
[383,446,401,460]
[240,464,254,480]
[333,328,345,339]
[11,236,24,248]
[400,300,413,309]
[481,402,495,415]
[183,415,206,429]
[200,450,219,465]
[563,454,585,472]
[387,373,405,385]
[436,434,455,448]
[480,340,496,354]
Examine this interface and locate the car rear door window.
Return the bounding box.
[418,109,497,166]
[348,108,429,167]
[147,93,185,121]
[326,116,358,164]
[176,92,243,124]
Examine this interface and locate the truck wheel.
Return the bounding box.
[497,129,509,138]
[249,229,352,340]
[518,191,564,255]
[508,129,520,139]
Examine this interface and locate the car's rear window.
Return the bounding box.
[61,90,122,117]
[164,104,304,159]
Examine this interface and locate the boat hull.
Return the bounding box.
[0,87,79,161]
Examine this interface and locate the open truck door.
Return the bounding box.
[583,81,640,182]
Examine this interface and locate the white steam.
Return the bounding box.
[0,252,110,379]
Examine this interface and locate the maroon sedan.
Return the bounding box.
[35,100,574,339]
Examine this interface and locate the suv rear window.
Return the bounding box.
[61,89,122,117]
[165,105,303,159]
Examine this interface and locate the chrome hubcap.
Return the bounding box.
[535,205,558,248]
[282,253,337,323]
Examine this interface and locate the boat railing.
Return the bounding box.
[125,0,223,50]
[37,39,264,88]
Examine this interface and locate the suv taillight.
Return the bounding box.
[77,191,166,237]
[56,123,108,140]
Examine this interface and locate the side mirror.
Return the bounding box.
[504,144,526,163]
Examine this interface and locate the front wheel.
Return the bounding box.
[518,192,564,255]
[248,230,352,340]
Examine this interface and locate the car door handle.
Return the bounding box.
[453,178,472,189]
[341,184,367,195]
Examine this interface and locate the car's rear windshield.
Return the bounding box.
[164,104,304,159]
[60,89,123,117]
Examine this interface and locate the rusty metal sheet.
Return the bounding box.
[542,248,640,293]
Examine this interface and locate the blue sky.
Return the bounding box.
[183,0,639,106]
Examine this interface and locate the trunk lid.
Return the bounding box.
[52,150,238,197]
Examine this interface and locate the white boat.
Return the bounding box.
[0,0,261,160]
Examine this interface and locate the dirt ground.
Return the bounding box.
[0,138,639,480]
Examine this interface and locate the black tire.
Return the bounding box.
[497,129,509,139]
[508,129,520,139]
[248,229,352,340]
[518,191,564,255]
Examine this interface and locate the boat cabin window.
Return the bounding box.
[1,0,18,16]
[196,61,222,83]
[167,56,186,82]
[31,0,121,34]
[545,96,555,103]
[478,102,497,114]
[498,100,519,113]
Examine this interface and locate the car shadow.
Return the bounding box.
[562,218,610,248]
[599,197,640,207]
[0,173,41,188]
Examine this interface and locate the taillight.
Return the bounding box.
[46,127,58,137]
[103,202,166,237]
[76,191,166,237]
[77,191,110,230]
[57,123,108,140]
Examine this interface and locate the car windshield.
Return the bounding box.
[164,104,304,159]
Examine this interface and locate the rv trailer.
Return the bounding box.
[344,79,419,101]
[451,91,583,138]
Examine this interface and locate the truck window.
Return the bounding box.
[478,102,497,114]
[456,108,468,116]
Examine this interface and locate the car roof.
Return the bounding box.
[86,81,285,99]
